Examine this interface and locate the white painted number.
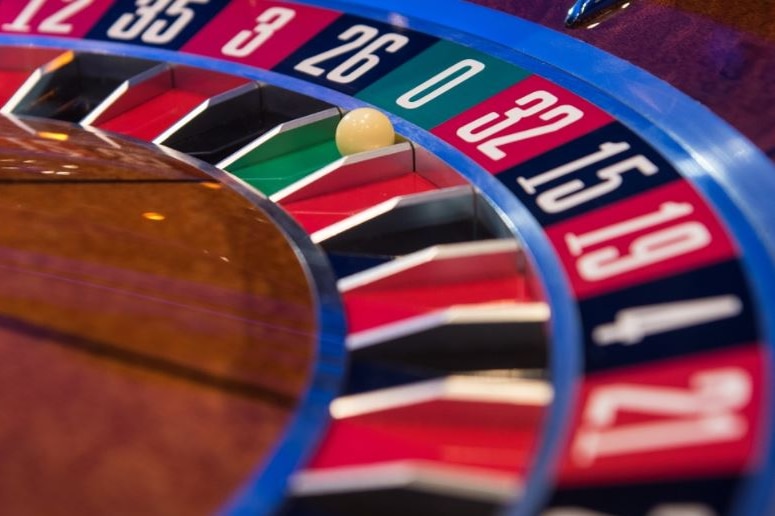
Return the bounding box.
[649,506,717,516]
[295,24,409,84]
[396,59,485,109]
[565,202,711,281]
[107,0,209,44]
[592,295,743,346]
[221,6,295,57]
[2,0,93,34]
[517,141,659,213]
[457,90,583,160]
[545,505,716,516]
[573,368,751,465]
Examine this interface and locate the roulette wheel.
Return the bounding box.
[0,0,772,514]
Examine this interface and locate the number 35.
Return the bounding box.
[107,0,209,44]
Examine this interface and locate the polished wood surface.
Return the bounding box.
[0,118,318,514]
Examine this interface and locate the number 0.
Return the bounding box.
[396,59,485,109]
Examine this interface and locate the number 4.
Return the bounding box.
[592,295,743,346]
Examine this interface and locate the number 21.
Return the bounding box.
[573,368,751,465]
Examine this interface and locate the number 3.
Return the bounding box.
[221,6,295,58]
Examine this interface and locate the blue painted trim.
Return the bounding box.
[0,33,581,515]
[219,207,348,515]
[136,129,347,514]
[3,0,775,511]
[297,0,775,253]
[291,3,775,514]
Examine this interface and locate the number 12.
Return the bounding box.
[2,0,93,34]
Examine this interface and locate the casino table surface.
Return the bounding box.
[0,0,772,515]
